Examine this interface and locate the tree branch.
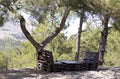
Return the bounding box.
[19,15,41,50]
[40,6,71,47]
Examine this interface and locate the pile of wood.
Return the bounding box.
[38,50,99,72]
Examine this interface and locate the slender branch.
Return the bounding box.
[0,2,13,11]
[40,6,71,47]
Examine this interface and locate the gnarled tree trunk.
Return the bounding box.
[19,16,41,51]
[19,6,71,69]
[98,14,110,65]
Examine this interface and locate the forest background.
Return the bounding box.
[0,0,120,69]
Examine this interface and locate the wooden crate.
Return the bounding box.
[37,51,99,72]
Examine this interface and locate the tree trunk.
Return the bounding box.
[98,14,110,65]
[19,15,42,69]
[74,10,84,61]
[19,6,71,69]
[19,16,41,51]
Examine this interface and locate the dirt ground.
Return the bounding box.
[0,67,120,79]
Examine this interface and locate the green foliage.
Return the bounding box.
[32,21,74,60]
[1,0,120,69]
[0,41,36,69]
[1,24,120,69]
[0,49,16,69]
[0,4,8,26]
[81,27,101,52]
[0,52,7,69]
[19,0,65,23]
[13,42,36,68]
[47,34,73,60]
[105,29,120,66]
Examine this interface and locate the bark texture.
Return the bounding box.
[74,10,84,61]
[98,14,110,65]
[19,16,41,51]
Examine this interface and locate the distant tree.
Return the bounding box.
[105,28,120,66]
[69,0,95,61]
[88,0,120,65]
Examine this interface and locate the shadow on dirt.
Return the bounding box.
[0,68,46,79]
[0,67,120,79]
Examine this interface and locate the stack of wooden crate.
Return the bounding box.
[38,50,99,72]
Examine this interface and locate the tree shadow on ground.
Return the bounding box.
[0,68,47,79]
[0,67,120,79]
